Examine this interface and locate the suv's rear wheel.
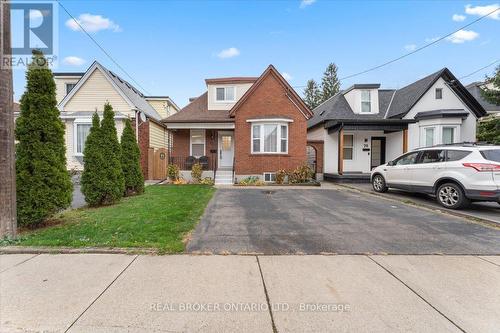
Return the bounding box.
[436,183,469,209]
[372,174,388,193]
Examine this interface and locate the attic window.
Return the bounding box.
[361,90,371,113]
[435,88,443,99]
[66,83,76,95]
[216,87,235,102]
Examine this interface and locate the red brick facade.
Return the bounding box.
[171,128,219,169]
[234,72,309,175]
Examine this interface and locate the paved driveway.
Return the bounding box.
[187,188,500,255]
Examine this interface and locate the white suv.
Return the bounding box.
[371,144,500,209]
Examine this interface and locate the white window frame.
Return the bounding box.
[250,122,289,154]
[66,83,76,95]
[73,119,92,156]
[190,129,206,157]
[215,86,236,102]
[360,90,371,113]
[422,126,436,147]
[343,134,354,160]
[442,126,457,144]
[263,172,276,182]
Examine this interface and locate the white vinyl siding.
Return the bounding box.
[149,121,167,149]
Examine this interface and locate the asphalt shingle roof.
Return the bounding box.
[162,92,232,123]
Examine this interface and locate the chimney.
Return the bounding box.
[189,97,197,102]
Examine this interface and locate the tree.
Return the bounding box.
[303,79,322,110]
[81,113,105,206]
[481,65,500,106]
[0,1,17,237]
[120,119,144,195]
[96,103,124,205]
[477,116,500,144]
[15,50,72,227]
[321,63,340,102]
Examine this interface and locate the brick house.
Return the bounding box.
[163,65,313,184]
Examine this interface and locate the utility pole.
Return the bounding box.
[0,0,17,238]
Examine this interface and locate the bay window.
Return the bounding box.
[424,127,435,147]
[251,123,288,154]
[442,127,455,144]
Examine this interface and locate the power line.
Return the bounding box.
[459,59,499,80]
[57,0,152,95]
[293,6,500,89]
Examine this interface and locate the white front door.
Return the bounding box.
[218,132,234,167]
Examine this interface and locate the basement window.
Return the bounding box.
[263,172,276,182]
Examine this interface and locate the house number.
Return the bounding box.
[160,153,165,159]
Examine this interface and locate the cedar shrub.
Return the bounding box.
[120,119,144,195]
[15,50,73,227]
[81,113,105,206]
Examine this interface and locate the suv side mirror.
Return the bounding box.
[387,160,395,166]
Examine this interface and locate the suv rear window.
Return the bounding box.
[446,150,471,161]
[481,149,500,162]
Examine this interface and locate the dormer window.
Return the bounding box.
[66,83,76,95]
[361,90,371,113]
[216,87,235,102]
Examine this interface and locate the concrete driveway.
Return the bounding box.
[187,188,500,255]
[2,254,500,332]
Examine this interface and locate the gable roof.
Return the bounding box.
[58,61,162,121]
[386,68,485,119]
[308,67,486,129]
[229,65,314,119]
[466,81,500,113]
[162,92,232,123]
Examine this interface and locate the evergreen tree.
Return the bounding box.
[477,116,500,144]
[481,65,500,106]
[97,102,124,205]
[321,63,340,102]
[15,50,72,227]
[303,79,322,110]
[81,113,105,206]
[120,119,144,195]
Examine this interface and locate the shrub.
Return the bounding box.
[173,178,187,185]
[238,176,264,186]
[81,113,105,206]
[191,163,203,183]
[81,103,124,206]
[289,164,314,184]
[200,177,214,185]
[120,119,144,196]
[167,164,180,181]
[477,116,500,144]
[276,169,287,184]
[16,50,73,227]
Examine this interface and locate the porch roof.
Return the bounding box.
[325,119,415,133]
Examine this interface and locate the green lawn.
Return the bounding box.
[14,185,215,253]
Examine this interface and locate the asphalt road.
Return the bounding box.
[187,188,500,255]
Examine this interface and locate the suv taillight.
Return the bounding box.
[462,163,500,172]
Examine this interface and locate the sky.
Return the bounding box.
[11,0,500,108]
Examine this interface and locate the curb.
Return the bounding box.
[337,184,500,229]
[0,246,158,255]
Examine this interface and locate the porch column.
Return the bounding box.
[338,128,344,175]
[402,129,408,153]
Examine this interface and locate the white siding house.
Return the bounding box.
[307,68,486,180]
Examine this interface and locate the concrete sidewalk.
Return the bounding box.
[1,254,499,332]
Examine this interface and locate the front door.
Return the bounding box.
[370,137,386,170]
[218,132,234,168]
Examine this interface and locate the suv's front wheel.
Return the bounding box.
[436,183,470,209]
[372,174,388,193]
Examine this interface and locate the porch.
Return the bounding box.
[168,126,235,184]
[324,119,414,179]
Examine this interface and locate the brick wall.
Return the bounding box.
[171,128,219,170]
[233,73,308,175]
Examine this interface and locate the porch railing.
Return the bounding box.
[168,154,216,172]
